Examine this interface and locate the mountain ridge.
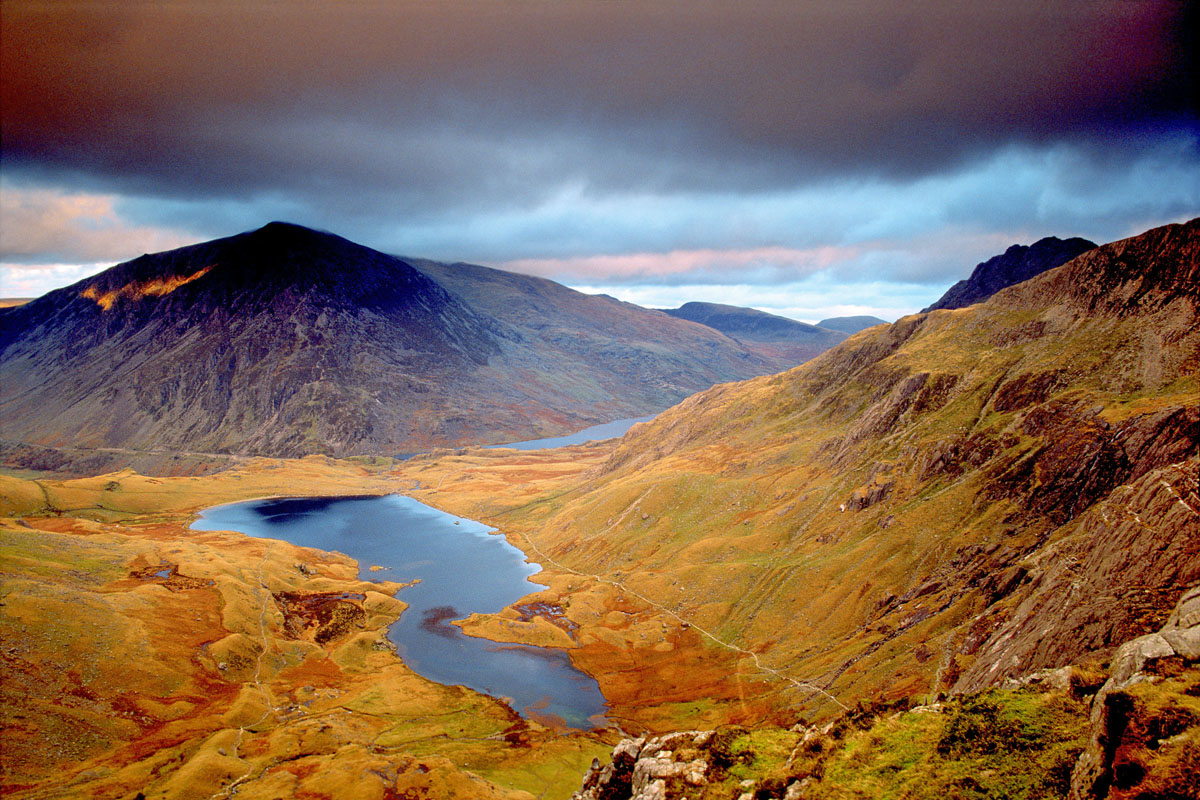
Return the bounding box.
[923,234,1097,311]
[662,301,848,365]
[816,314,888,334]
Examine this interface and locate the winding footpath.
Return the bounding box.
[511,527,849,712]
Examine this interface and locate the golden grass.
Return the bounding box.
[80,265,214,310]
[0,458,618,799]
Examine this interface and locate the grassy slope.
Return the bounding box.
[396,220,1200,722]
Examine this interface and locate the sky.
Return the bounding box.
[1,1,1197,323]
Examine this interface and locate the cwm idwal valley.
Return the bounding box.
[1,3,1197,800]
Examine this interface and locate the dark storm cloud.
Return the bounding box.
[2,0,1194,218]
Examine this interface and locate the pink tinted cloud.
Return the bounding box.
[0,186,194,263]
[501,245,860,282]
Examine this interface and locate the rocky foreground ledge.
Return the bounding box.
[574,730,718,800]
[1070,585,1200,800]
[574,586,1200,800]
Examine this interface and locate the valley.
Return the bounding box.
[5,2,1197,797]
[0,450,779,799]
[1,219,1198,799]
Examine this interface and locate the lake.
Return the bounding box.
[488,414,656,450]
[191,493,608,729]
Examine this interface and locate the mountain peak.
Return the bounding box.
[58,221,435,318]
[992,218,1200,314]
[247,220,348,248]
[924,235,1097,311]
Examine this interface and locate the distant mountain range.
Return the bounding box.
[923,235,1096,311]
[0,222,1116,470]
[816,315,887,334]
[662,302,849,364]
[0,223,804,465]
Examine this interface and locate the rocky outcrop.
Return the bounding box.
[574,731,715,800]
[1069,586,1200,800]
[924,235,1096,311]
[955,458,1200,692]
[992,219,1200,317]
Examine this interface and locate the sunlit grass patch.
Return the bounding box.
[814,689,1088,799]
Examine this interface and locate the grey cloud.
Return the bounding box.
[2,0,1194,218]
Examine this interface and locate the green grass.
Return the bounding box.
[728,727,801,782]
[811,689,1088,799]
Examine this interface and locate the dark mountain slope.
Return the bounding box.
[661,301,847,364]
[0,223,775,462]
[408,260,777,414]
[495,218,1198,717]
[923,235,1096,311]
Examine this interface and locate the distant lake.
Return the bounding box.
[191,494,607,729]
[488,414,656,450]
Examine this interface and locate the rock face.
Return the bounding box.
[662,301,847,365]
[923,235,1097,311]
[1069,586,1200,800]
[0,223,780,464]
[955,458,1200,692]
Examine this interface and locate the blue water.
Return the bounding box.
[191,494,607,729]
[488,415,656,450]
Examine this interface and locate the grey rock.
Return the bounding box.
[1069,584,1199,800]
[1163,626,1200,660]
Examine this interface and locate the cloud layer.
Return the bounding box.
[2,1,1196,316]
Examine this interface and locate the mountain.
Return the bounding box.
[661,301,847,364]
[469,219,1198,719]
[923,235,1096,311]
[816,314,888,334]
[0,223,779,465]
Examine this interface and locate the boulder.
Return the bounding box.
[1069,584,1200,800]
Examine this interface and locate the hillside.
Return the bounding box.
[0,223,777,467]
[662,301,847,365]
[924,235,1096,311]
[405,219,1199,722]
